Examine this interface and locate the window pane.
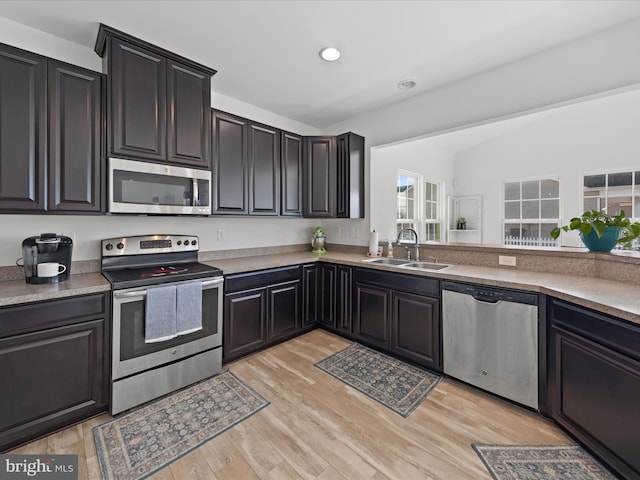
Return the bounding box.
[583,192,600,212]
[505,182,520,200]
[522,180,539,200]
[522,200,539,219]
[635,193,640,218]
[608,172,632,187]
[407,199,414,219]
[584,175,606,188]
[431,183,438,201]
[541,199,559,218]
[504,223,520,238]
[541,179,559,198]
[540,223,558,239]
[606,196,632,217]
[505,202,520,219]
[521,223,540,238]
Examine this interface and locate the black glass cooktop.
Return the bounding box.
[103,262,223,289]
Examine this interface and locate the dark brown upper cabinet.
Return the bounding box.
[248,121,280,215]
[336,132,365,218]
[48,60,103,212]
[95,24,215,169]
[303,136,336,217]
[0,44,47,211]
[211,110,249,214]
[0,44,103,214]
[211,110,302,217]
[281,132,303,216]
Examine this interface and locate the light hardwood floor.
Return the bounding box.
[10,329,570,479]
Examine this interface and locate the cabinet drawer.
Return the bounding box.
[0,294,106,338]
[354,267,439,297]
[549,298,640,362]
[225,266,300,292]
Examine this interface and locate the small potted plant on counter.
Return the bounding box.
[550,210,640,252]
[456,217,467,230]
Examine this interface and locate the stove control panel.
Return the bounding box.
[102,234,199,256]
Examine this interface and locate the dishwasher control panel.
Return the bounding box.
[442,280,538,305]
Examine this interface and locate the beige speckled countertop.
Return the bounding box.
[1,250,638,327]
[0,273,110,307]
[204,251,640,326]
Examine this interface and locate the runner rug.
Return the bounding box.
[314,342,442,417]
[93,370,269,480]
[472,444,620,480]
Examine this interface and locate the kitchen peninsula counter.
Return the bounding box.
[206,250,640,326]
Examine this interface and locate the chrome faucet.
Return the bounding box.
[396,228,420,261]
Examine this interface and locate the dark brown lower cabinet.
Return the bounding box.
[302,264,319,328]
[392,291,440,368]
[0,293,109,452]
[318,264,336,329]
[353,268,441,371]
[223,266,301,363]
[549,298,640,480]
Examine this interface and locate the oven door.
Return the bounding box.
[112,276,223,380]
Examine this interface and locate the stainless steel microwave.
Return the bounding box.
[108,157,211,215]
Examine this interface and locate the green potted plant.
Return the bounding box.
[550,210,640,252]
[456,217,467,230]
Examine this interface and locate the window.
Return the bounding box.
[397,171,443,241]
[397,172,418,238]
[424,180,441,241]
[583,170,640,219]
[503,178,560,247]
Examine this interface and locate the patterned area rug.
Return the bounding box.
[314,343,442,417]
[93,370,269,480]
[472,444,620,480]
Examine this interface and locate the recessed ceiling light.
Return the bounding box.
[397,79,416,90]
[319,47,341,62]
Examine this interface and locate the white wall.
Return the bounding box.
[453,88,640,246]
[3,17,640,266]
[370,140,455,242]
[326,18,640,238]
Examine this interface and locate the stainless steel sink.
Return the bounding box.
[402,262,450,271]
[361,258,450,271]
[362,258,408,266]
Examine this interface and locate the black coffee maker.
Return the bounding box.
[22,233,73,284]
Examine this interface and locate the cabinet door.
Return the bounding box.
[268,280,300,341]
[223,288,266,362]
[303,136,335,217]
[336,133,364,219]
[302,264,319,328]
[353,283,391,349]
[319,264,336,328]
[48,60,103,212]
[551,326,640,480]
[336,265,352,334]
[211,110,248,214]
[392,291,441,370]
[0,319,106,451]
[249,122,280,215]
[109,38,166,161]
[0,44,46,211]
[167,61,211,168]
[281,132,303,216]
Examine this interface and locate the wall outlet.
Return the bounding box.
[499,255,517,267]
[217,229,225,241]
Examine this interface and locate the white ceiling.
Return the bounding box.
[2,0,640,128]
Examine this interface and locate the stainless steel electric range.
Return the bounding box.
[101,234,224,415]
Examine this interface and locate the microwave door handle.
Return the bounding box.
[192,178,199,206]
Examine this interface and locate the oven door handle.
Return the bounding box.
[113,277,224,298]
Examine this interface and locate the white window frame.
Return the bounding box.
[502,176,561,247]
[396,170,444,242]
[582,168,640,221]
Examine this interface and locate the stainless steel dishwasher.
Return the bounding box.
[442,281,539,409]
